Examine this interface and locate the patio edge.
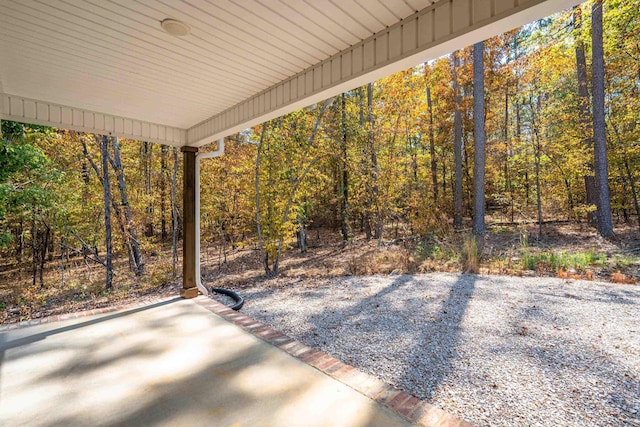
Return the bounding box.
[0,295,178,332]
[193,296,473,427]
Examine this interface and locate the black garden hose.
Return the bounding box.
[211,287,244,311]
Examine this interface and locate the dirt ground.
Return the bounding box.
[1,221,639,324]
[203,222,640,289]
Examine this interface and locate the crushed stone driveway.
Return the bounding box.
[232,273,640,427]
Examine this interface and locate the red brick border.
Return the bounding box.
[0,295,179,332]
[193,296,473,427]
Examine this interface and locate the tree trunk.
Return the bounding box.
[574,6,591,137]
[142,141,154,237]
[160,145,168,241]
[472,42,486,236]
[515,80,524,215]
[82,135,131,266]
[111,137,144,275]
[39,222,50,288]
[564,178,575,220]
[100,135,113,290]
[31,209,37,288]
[531,97,544,239]
[452,51,464,229]
[367,83,381,239]
[610,120,640,230]
[574,5,597,226]
[504,79,514,222]
[255,124,273,277]
[296,217,308,253]
[60,236,65,287]
[171,147,179,276]
[592,0,614,237]
[14,219,23,263]
[426,75,438,202]
[340,92,350,241]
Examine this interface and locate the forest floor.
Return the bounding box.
[0,221,639,324]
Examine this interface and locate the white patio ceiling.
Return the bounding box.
[0,0,580,147]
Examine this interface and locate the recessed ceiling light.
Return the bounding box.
[161,19,191,37]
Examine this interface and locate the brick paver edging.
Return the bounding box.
[194,296,473,427]
[0,295,179,332]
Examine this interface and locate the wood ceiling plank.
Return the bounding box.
[4,0,266,92]
[358,0,402,26]
[301,0,371,40]
[404,0,437,12]
[54,0,276,86]
[1,62,211,128]
[118,0,298,77]
[0,40,228,112]
[286,0,362,46]
[380,0,415,18]
[0,19,249,106]
[330,0,386,34]
[187,0,322,66]
[256,0,349,52]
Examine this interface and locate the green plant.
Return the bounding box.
[416,237,440,260]
[611,254,638,268]
[521,252,538,270]
[520,250,607,272]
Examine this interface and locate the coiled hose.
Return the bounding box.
[211,287,244,311]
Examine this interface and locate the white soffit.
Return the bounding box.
[0,0,581,147]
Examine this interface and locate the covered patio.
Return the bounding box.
[0,296,435,426]
[0,0,581,425]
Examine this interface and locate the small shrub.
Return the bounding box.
[611,254,638,268]
[461,235,479,274]
[146,265,174,288]
[369,248,416,274]
[521,252,538,271]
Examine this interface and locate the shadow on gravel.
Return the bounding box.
[400,274,476,400]
[298,274,476,401]
[304,274,415,331]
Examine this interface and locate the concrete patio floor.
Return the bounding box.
[0,297,428,427]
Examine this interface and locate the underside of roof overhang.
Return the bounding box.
[0,0,581,147]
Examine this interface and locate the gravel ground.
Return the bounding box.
[220,273,640,426]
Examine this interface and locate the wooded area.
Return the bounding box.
[0,1,638,304]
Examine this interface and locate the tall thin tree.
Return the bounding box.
[100,134,113,290]
[110,136,144,275]
[472,41,486,236]
[171,147,179,276]
[367,83,381,239]
[574,5,598,226]
[340,92,350,241]
[591,0,614,236]
[425,65,438,202]
[452,51,464,229]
